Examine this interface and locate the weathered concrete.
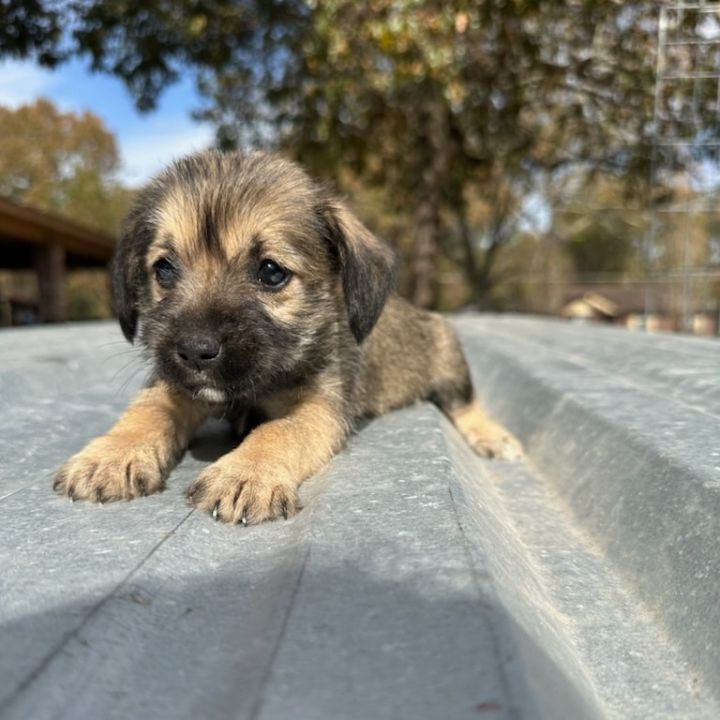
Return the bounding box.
[455,315,720,703]
[0,318,717,719]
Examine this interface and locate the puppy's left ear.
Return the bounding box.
[321,201,395,343]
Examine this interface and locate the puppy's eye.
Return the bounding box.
[153,257,177,288]
[257,259,290,289]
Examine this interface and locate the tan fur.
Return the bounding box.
[449,403,523,459]
[151,193,198,249]
[54,383,208,501]
[55,150,522,524]
[189,384,349,524]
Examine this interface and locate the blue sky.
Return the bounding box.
[0,58,215,186]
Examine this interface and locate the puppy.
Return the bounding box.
[54,150,522,524]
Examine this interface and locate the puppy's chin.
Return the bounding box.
[162,375,230,404]
[194,387,228,404]
[154,361,257,405]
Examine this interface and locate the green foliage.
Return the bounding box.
[209,1,659,306]
[0,0,64,67]
[0,1,665,308]
[67,270,112,320]
[1,1,309,113]
[554,176,648,275]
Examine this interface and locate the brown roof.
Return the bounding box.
[563,285,651,316]
[0,196,116,268]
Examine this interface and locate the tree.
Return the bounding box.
[554,174,647,276]
[0,98,132,232]
[200,1,661,306]
[0,1,663,308]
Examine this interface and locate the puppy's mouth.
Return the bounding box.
[158,367,230,403]
[153,344,262,404]
[152,348,231,403]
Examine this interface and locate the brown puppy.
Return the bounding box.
[54,150,522,524]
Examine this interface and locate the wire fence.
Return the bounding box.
[644,0,720,333]
[511,1,720,336]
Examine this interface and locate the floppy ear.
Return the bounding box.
[111,205,154,343]
[321,200,396,343]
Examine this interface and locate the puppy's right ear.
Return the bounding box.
[111,207,153,343]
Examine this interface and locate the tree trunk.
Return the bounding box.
[457,206,506,310]
[473,237,503,309]
[411,93,449,309]
[412,198,440,309]
[456,208,484,305]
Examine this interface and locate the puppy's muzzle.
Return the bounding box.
[175,333,222,372]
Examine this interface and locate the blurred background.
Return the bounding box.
[0,0,718,335]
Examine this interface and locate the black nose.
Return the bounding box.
[176,334,222,370]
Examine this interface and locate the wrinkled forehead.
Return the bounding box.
[148,174,323,269]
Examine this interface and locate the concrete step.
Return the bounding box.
[0,318,718,719]
[455,315,720,712]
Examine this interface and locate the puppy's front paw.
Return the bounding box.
[187,458,301,525]
[54,434,168,502]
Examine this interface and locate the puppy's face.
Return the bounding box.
[112,151,394,403]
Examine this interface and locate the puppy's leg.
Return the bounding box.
[431,322,523,461]
[447,401,523,461]
[188,390,348,524]
[54,383,208,502]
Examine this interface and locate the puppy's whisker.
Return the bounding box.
[101,349,143,364]
[112,359,149,397]
[97,340,131,349]
[115,369,144,397]
[109,357,143,384]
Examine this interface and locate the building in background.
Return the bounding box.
[561,282,719,335]
[0,197,115,325]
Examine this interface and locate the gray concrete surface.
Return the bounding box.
[454,315,720,703]
[0,317,718,719]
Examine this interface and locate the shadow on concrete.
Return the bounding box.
[0,555,599,720]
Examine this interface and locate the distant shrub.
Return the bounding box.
[67,271,112,320]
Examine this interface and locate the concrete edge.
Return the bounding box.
[456,330,720,701]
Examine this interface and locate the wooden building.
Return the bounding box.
[0,197,115,324]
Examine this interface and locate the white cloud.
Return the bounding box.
[0,59,215,186]
[0,60,58,108]
[118,120,216,186]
